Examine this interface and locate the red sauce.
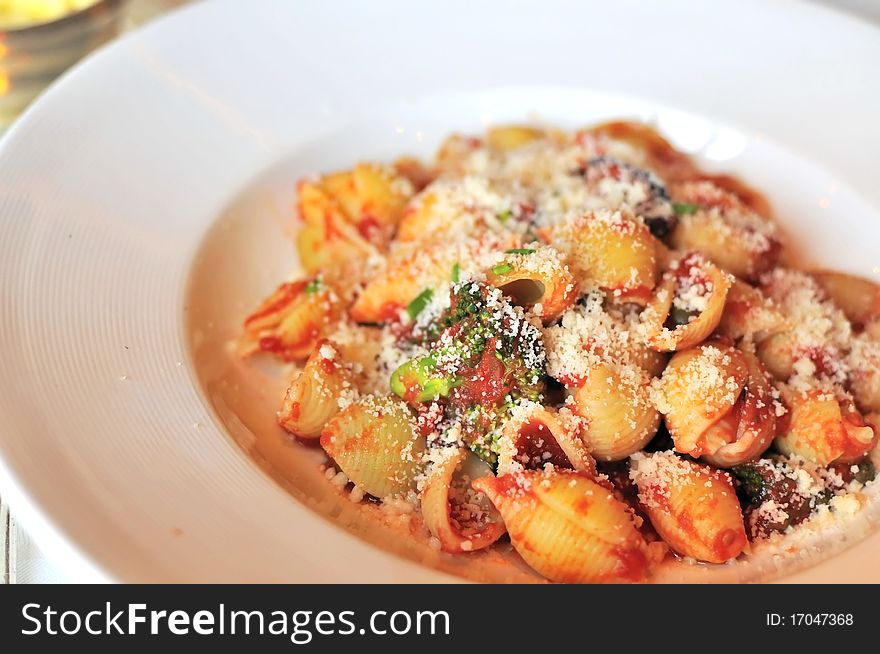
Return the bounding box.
[674,252,710,287]
[514,420,571,470]
[487,473,536,501]
[257,323,319,361]
[357,213,382,242]
[452,338,512,408]
[244,280,307,327]
[611,544,648,583]
[415,403,443,437]
[796,345,837,378]
[399,373,425,405]
[573,497,592,515]
[376,301,403,323]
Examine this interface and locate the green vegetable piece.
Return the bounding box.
[505,248,536,255]
[731,463,769,504]
[491,262,515,275]
[406,288,434,320]
[669,305,698,327]
[497,208,512,223]
[390,356,459,403]
[304,278,322,294]
[451,262,461,283]
[672,201,701,215]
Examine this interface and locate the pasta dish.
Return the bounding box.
[235,121,880,583]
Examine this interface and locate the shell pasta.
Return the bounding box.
[235,121,879,583]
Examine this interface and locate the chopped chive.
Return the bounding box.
[505,248,536,255]
[304,278,322,294]
[497,208,512,223]
[672,201,701,215]
[451,262,461,283]
[491,262,514,275]
[406,288,434,320]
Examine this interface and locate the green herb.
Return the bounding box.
[451,262,461,283]
[497,208,512,223]
[406,288,434,320]
[504,248,536,255]
[672,201,700,215]
[491,262,515,275]
[304,278,322,294]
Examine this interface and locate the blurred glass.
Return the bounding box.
[0,0,128,129]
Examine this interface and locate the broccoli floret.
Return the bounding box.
[731,462,772,505]
[733,458,828,539]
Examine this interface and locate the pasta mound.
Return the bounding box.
[238,121,880,583]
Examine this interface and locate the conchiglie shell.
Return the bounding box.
[473,471,650,583]
[643,256,732,352]
[486,125,545,151]
[485,253,578,323]
[659,343,749,457]
[420,449,506,552]
[238,280,340,362]
[296,223,336,274]
[332,326,383,384]
[630,452,747,563]
[397,192,443,242]
[755,331,797,381]
[629,346,669,379]
[351,235,522,323]
[296,181,379,275]
[835,400,877,464]
[717,278,786,342]
[690,172,775,220]
[320,397,425,498]
[700,352,777,467]
[660,342,776,468]
[583,121,697,182]
[295,165,411,274]
[322,163,413,234]
[812,271,880,327]
[552,209,657,305]
[572,363,660,461]
[297,179,342,230]
[497,406,596,476]
[350,247,451,323]
[775,389,875,466]
[670,212,776,281]
[278,341,353,439]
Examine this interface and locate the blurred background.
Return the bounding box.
[0,0,190,131]
[0,0,878,583]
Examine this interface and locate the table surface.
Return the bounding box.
[1,0,878,584]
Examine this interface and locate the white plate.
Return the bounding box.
[1,0,879,582]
